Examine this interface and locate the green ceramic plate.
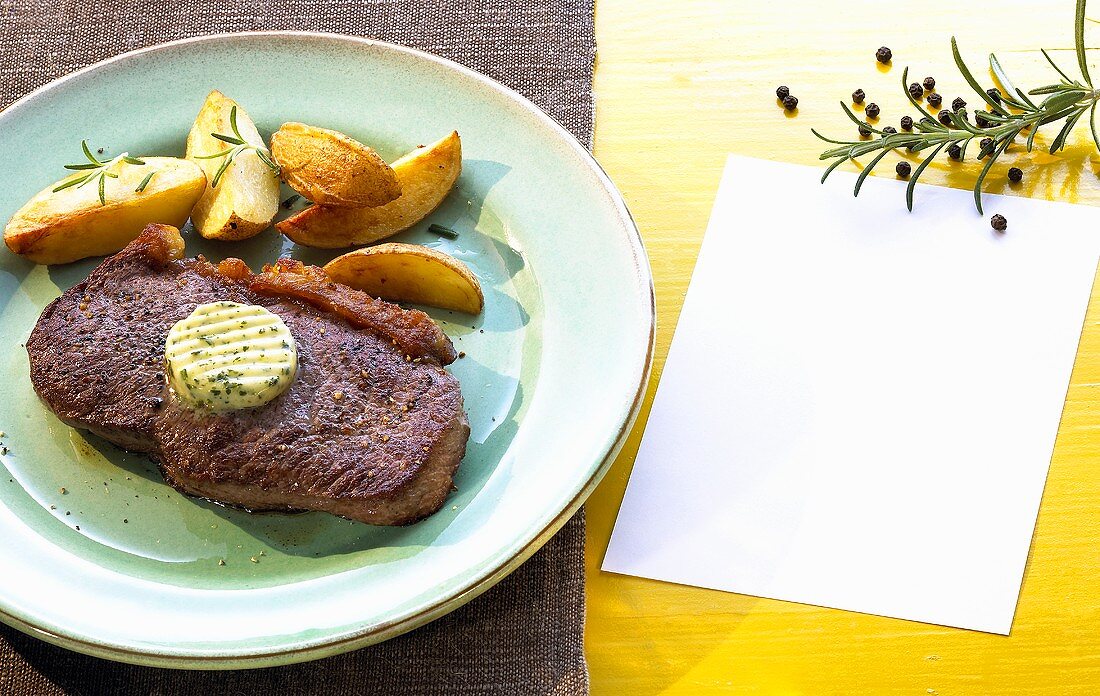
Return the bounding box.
[0,33,653,668]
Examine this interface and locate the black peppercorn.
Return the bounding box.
[927,92,943,108]
[882,126,897,135]
[783,95,798,111]
[975,114,990,128]
[896,161,912,178]
[978,137,994,158]
[865,102,881,119]
[876,46,892,64]
[859,124,872,137]
[991,214,1008,231]
[776,85,790,100]
[952,96,967,111]
[986,88,1002,104]
[938,109,953,126]
[908,82,924,99]
[1008,167,1023,183]
[947,143,962,160]
[852,88,866,104]
[923,76,936,90]
[900,115,914,130]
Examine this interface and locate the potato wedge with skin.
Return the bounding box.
[270,122,400,207]
[185,90,280,240]
[4,157,205,265]
[324,242,484,314]
[278,131,461,248]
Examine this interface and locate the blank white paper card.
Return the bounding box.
[603,155,1100,634]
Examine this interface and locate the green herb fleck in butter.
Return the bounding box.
[165,301,298,411]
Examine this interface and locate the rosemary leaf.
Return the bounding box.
[81,140,102,165]
[906,143,947,211]
[135,170,156,193]
[1015,87,1040,110]
[989,54,1033,110]
[53,174,91,192]
[229,105,244,141]
[1026,122,1041,151]
[1091,102,1099,150]
[811,128,855,146]
[840,101,881,134]
[211,133,245,145]
[194,148,235,160]
[211,151,236,188]
[1041,48,1077,84]
[820,155,849,184]
[1077,0,1092,86]
[853,149,893,197]
[973,137,1014,214]
[428,223,459,239]
[951,38,1011,116]
[901,67,941,122]
[1050,106,1088,153]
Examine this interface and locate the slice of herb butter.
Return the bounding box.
[165,301,298,411]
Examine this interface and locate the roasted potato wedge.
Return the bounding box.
[270,122,400,207]
[4,157,205,265]
[277,131,461,248]
[185,90,280,240]
[324,242,484,314]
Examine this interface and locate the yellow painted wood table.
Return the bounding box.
[585,0,1100,692]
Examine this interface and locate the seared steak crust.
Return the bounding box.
[26,225,469,525]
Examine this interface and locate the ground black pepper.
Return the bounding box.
[952,96,966,111]
[1008,167,1023,183]
[783,95,798,111]
[865,102,880,119]
[938,109,953,126]
[991,214,1008,231]
[876,46,892,64]
[927,92,942,107]
[896,161,912,178]
[947,143,962,160]
[852,88,866,104]
[908,82,924,99]
[900,115,914,130]
[776,85,790,100]
[923,76,936,90]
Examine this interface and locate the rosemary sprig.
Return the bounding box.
[53,140,147,205]
[814,0,1100,213]
[194,105,280,188]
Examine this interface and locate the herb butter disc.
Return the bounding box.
[165,301,298,411]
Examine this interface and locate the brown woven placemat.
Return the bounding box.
[0,2,595,694]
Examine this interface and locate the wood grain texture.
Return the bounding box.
[586,0,1100,692]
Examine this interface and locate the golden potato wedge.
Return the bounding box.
[185,90,280,240]
[4,157,205,265]
[270,122,400,207]
[278,131,461,248]
[324,242,484,314]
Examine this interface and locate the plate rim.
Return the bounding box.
[0,30,656,669]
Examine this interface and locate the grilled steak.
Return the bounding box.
[26,224,469,525]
